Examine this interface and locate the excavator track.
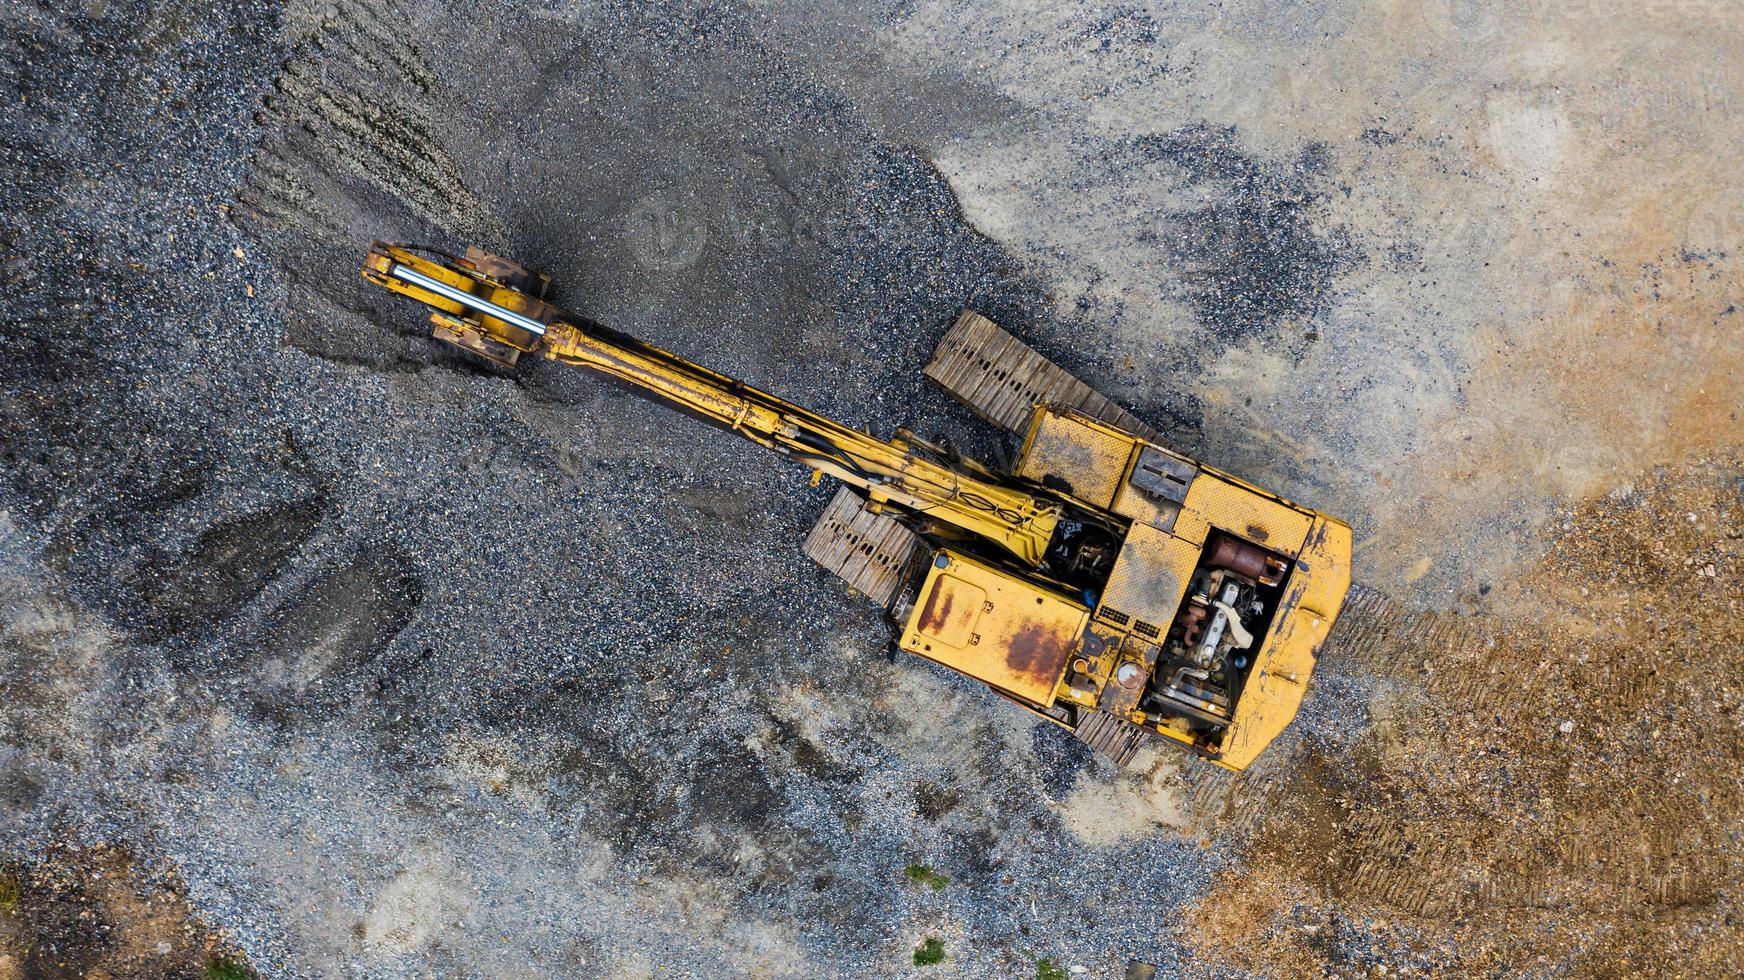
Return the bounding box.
[1072,709,1153,767]
[802,487,924,608]
[925,311,1156,439]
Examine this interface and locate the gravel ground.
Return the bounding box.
[3,1,1741,977]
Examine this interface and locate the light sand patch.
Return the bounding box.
[442,733,551,810]
[1483,90,1569,178]
[358,857,474,955]
[1057,764,1190,846]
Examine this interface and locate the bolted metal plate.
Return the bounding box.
[899,550,1088,706]
[1128,445,1197,504]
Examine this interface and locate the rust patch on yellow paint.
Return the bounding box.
[1004,621,1071,687]
[916,580,954,636]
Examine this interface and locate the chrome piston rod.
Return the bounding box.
[390,263,548,337]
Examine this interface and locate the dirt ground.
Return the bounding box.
[2,0,1741,976]
[1190,456,1744,976]
[0,845,250,979]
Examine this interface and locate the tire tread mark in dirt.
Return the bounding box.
[236,0,496,246]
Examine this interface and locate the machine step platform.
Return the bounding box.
[1073,709,1153,767]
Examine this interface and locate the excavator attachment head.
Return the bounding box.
[362,242,554,367]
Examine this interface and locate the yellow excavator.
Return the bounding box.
[362,242,1350,771]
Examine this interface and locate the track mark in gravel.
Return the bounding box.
[134,497,327,639]
[234,0,510,371]
[247,543,424,713]
[239,0,490,245]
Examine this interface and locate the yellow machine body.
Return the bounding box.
[362,242,1352,772]
[995,407,1348,770]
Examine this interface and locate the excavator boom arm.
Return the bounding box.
[362,242,1062,566]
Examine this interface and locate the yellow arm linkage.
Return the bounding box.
[361,242,1061,567]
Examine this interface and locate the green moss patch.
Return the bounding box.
[903,863,949,891]
[913,937,946,966]
[204,956,257,980]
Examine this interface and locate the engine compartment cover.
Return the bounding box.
[900,551,1089,706]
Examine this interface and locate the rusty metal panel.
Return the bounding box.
[1014,409,1136,508]
[899,550,1088,706]
[802,487,922,608]
[1099,522,1201,635]
[1181,475,1314,556]
[913,573,986,648]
